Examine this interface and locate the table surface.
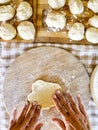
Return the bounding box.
[0,42,98,130]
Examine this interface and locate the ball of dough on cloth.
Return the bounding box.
[45,12,66,31]
[0,23,16,40]
[68,23,85,41]
[16,1,33,21]
[17,21,35,40]
[86,27,98,44]
[48,0,66,10]
[0,5,15,21]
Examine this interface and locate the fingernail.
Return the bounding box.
[66,90,70,94]
[56,89,61,94]
[53,95,57,99]
[33,101,38,105]
[37,105,41,109]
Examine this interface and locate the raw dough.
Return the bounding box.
[86,27,98,44]
[68,23,85,41]
[88,15,98,28]
[16,1,33,21]
[0,0,11,4]
[0,5,15,21]
[17,21,35,40]
[48,0,66,10]
[45,12,66,31]
[27,80,62,109]
[87,0,98,13]
[68,0,84,14]
[0,23,16,40]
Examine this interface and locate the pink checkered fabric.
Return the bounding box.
[0,42,98,130]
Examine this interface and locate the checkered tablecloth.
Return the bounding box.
[0,42,98,130]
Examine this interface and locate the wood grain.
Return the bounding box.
[0,0,36,42]
[3,47,90,130]
[35,0,95,44]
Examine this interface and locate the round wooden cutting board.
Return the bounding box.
[90,65,98,107]
[3,47,90,130]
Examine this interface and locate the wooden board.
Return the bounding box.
[90,65,98,107]
[0,0,36,42]
[3,47,90,130]
[35,0,95,44]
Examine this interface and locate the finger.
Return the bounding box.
[22,102,38,129]
[52,94,69,118]
[34,123,43,130]
[55,90,74,114]
[56,90,73,113]
[53,118,66,130]
[65,91,79,113]
[9,108,17,128]
[77,96,87,118]
[77,95,91,130]
[27,105,41,129]
[17,102,30,125]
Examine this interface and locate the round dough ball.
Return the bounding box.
[0,0,11,4]
[48,0,66,10]
[16,1,33,21]
[88,15,98,28]
[68,23,85,41]
[45,12,66,31]
[87,0,98,13]
[17,21,35,40]
[0,5,15,21]
[86,27,98,44]
[0,23,16,40]
[28,80,62,109]
[68,0,84,14]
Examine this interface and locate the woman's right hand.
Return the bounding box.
[52,90,91,130]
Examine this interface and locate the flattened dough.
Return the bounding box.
[28,80,61,109]
[86,27,98,44]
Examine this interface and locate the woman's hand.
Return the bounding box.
[8,102,43,130]
[52,90,91,130]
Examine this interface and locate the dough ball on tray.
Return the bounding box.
[68,0,84,14]
[86,27,98,44]
[88,15,98,28]
[0,5,15,21]
[17,21,35,40]
[16,1,33,21]
[0,0,11,4]
[48,0,66,10]
[0,23,16,40]
[28,80,62,109]
[88,0,98,13]
[68,23,85,41]
[45,12,66,31]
